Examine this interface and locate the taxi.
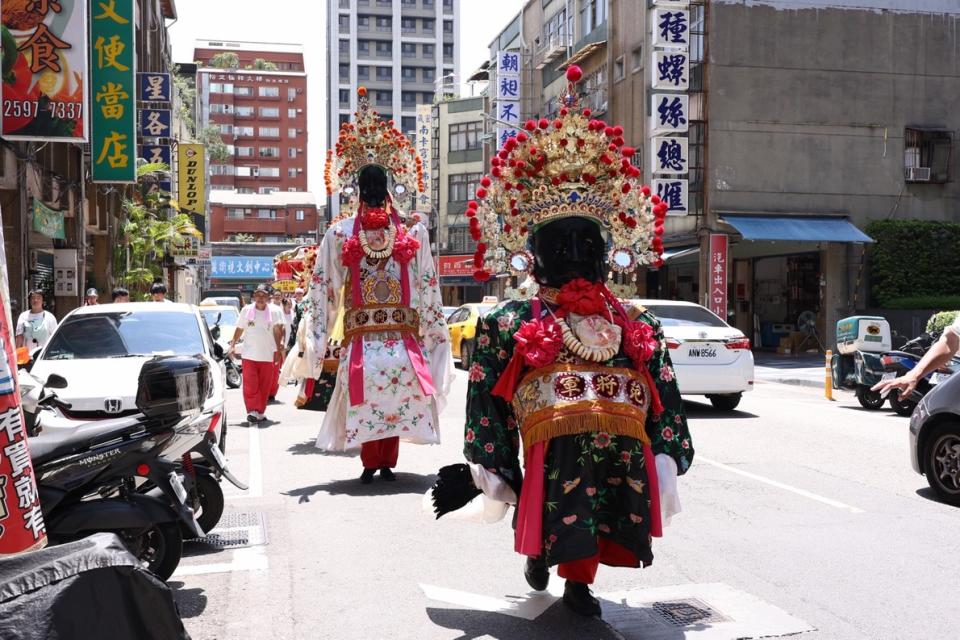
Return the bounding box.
[446,297,498,369]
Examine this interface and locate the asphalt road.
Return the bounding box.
[172,369,960,640]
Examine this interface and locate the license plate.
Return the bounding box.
[881,372,896,382]
[208,443,228,470]
[930,372,949,385]
[687,345,718,358]
[168,472,188,504]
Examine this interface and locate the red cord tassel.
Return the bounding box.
[491,352,526,403]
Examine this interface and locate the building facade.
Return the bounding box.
[208,191,320,243]
[481,0,960,345]
[193,40,309,194]
[326,0,461,220]
[431,96,485,305]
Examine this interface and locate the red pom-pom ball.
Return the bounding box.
[566,65,583,83]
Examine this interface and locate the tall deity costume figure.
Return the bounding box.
[304,88,453,483]
[437,66,694,617]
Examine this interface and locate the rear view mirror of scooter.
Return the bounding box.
[45,373,68,389]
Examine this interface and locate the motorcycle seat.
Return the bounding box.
[29,420,145,466]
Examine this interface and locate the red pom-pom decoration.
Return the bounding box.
[480,176,492,188]
[538,118,549,129]
[474,270,491,282]
[641,186,651,196]
[621,183,632,194]
[650,195,661,205]
[566,65,583,82]
[524,119,537,131]
[475,187,487,199]
[582,108,592,117]
[553,119,563,129]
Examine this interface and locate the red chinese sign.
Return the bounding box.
[439,255,475,278]
[0,208,46,555]
[708,234,728,319]
[1,0,88,141]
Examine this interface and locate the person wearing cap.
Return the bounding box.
[150,282,172,302]
[84,288,99,306]
[230,285,284,423]
[16,290,58,350]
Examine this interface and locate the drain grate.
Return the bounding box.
[650,598,731,627]
[187,511,268,549]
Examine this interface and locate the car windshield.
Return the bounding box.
[201,308,239,327]
[477,305,494,317]
[43,311,205,360]
[645,304,727,328]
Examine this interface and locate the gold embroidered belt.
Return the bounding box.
[322,344,343,373]
[343,304,420,342]
[511,363,652,451]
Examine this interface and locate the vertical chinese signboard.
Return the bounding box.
[90,0,135,183]
[708,234,728,319]
[495,50,521,149]
[649,1,690,216]
[415,104,432,215]
[178,143,206,216]
[0,0,88,141]
[0,210,46,555]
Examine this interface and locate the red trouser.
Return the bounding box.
[242,359,276,414]
[556,538,639,585]
[360,437,400,469]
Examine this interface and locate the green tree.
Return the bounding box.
[209,52,240,69]
[233,233,256,243]
[196,124,231,163]
[116,162,203,295]
[246,57,278,71]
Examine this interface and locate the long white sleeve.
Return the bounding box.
[304,221,347,378]
[412,222,454,411]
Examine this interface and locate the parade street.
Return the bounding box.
[166,370,959,640]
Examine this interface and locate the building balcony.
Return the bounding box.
[222,217,287,234]
[534,31,572,70]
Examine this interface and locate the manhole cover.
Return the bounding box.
[187,511,268,549]
[650,598,731,627]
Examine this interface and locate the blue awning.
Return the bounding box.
[721,216,874,243]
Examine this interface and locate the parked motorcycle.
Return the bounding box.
[211,318,242,389]
[29,356,212,580]
[879,332,960,416]
[832,316,892,410]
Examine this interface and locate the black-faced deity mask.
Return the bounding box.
[358,165,389,207]
[531,217,606,287]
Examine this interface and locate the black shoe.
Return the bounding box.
[524,556,549,591]
[360,468,376,484]
[379,467,397,481]
[246,413,258,423]
[563,580,602,618]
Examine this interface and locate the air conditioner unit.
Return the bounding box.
[297,168,303,173]
[296,129,303,133]
[297,109,303,113]
[252,167,260,177]
[905,166,931,182]
[296,88,303,94]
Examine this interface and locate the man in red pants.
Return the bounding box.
[359,437,399,483]
[230,285,284,423]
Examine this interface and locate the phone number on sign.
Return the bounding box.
[3,100,83,120]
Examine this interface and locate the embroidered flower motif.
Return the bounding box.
[477,334,491,348]
[466,428,476,443]
[385,413,400,425]
[623,320,658,364]
[620,451,632,463]
[479,416,490,427]
[497,313,516,332]
[484,443,495,453]
[468,362,486,382]
[593,432,612,448]
[659,365,675,382]
[556,278,607,316]
[661,427,674,441]
[681,438,690,449]
[513,319,563,368]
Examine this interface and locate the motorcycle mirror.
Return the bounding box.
[213,342,225,359]
[45,373,68,389]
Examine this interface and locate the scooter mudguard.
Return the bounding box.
[193,438,249,491]
[146,462,205,538]
[855,351,885,386]
[46,493,180,538]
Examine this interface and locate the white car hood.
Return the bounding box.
[31,357,150,413]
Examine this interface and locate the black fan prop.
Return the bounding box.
[430,464,482,519]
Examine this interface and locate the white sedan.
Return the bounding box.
[30,302,227,446]
[634,299,755,411]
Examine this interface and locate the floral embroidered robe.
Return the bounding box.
[305,215,453,450]
[464,300,694,567]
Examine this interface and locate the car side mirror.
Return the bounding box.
[45,373,68,389]
[213,342,225,359]
[211,325,221,340]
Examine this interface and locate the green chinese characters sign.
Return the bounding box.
[90,0,135,183]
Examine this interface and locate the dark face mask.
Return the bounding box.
[358,165,388,207]
[532,217,606,287]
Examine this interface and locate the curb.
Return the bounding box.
[762,377,825,390]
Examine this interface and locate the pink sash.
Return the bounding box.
[346,203,436,406]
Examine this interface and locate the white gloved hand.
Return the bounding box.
[656,454,681,526]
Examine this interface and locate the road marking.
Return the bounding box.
[173,546,269,577]
[226,424,263,500]
[698,455,865,514]
[420,580,564,620]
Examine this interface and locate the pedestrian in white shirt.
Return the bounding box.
[15,290,57,350]
[874,314,960,400]
[150,282,173,302]
[230,285,284,423]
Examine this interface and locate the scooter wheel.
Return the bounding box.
[226,367,242,389]
[856,386,885,410]
[889,394,917,417]
[122,521,183,581]
[190,472,225,536]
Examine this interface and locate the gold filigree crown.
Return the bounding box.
[469,66,668,290]
[324,87,423,197]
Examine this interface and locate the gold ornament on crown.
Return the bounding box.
[467,66,669,296]
[324,87,424,197]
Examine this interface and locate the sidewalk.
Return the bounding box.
[753,352,829,390]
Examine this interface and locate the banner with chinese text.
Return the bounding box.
[0,206,47,555]
[210,256,273,280]
[0,0,88,141]
[177,143,206,217]
[32,199,65,239]
[708,234,728,319]
[90,0,135,183]
[414,104,432,214]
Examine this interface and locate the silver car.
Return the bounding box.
[909,370,960,505]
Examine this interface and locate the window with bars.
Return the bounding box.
[905,128,952,183]
[449,173,481,202]
[447,225,476,254]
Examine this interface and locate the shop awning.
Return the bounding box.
[721,216,874,243]
[662,245,699,262]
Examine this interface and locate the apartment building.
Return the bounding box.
[327,0,461,219]
[194,40,309,193]
[209,191,320,243]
